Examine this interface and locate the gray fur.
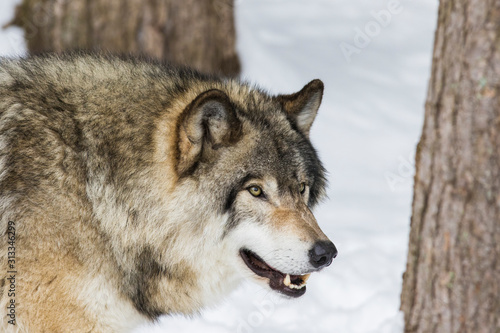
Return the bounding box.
[0,54,332,332]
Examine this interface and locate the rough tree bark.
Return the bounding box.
[7,0,240,76]
[401,0,500,332]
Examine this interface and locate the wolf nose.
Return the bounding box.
[309,241,337,269]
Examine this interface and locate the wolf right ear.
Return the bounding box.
[177,89,241,176]
[277,79,324,138]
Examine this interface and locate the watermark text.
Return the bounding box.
[6,220,16,325]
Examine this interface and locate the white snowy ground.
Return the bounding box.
[0,1,438,332]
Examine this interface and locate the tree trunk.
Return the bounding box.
[400,0,500,332]
[8,0,240,76]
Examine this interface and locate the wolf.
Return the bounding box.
[0,54,337,332]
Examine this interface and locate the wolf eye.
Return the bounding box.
[248,186,263,197]
[300,183,306,194]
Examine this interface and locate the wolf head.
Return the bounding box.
[172,79,337,299]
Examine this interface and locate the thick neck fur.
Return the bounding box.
[85,159,244,322]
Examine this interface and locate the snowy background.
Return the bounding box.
[0,0,438,332]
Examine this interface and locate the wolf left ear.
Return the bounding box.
[177,89,241,176]
[277,79,324,137]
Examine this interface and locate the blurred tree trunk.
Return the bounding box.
[400,0,500,332]
[8,0,240,76]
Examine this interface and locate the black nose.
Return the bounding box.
[309,241,337,269]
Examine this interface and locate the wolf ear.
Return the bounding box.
[177,89,241,176]
[277,79,324,137]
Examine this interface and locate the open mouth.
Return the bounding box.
[239,249,310,297]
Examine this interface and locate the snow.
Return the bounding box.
[0,0,438,332]
[0,0,25,57]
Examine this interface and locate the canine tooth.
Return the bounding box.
[283,274,291,287]
[302,274,311,283]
